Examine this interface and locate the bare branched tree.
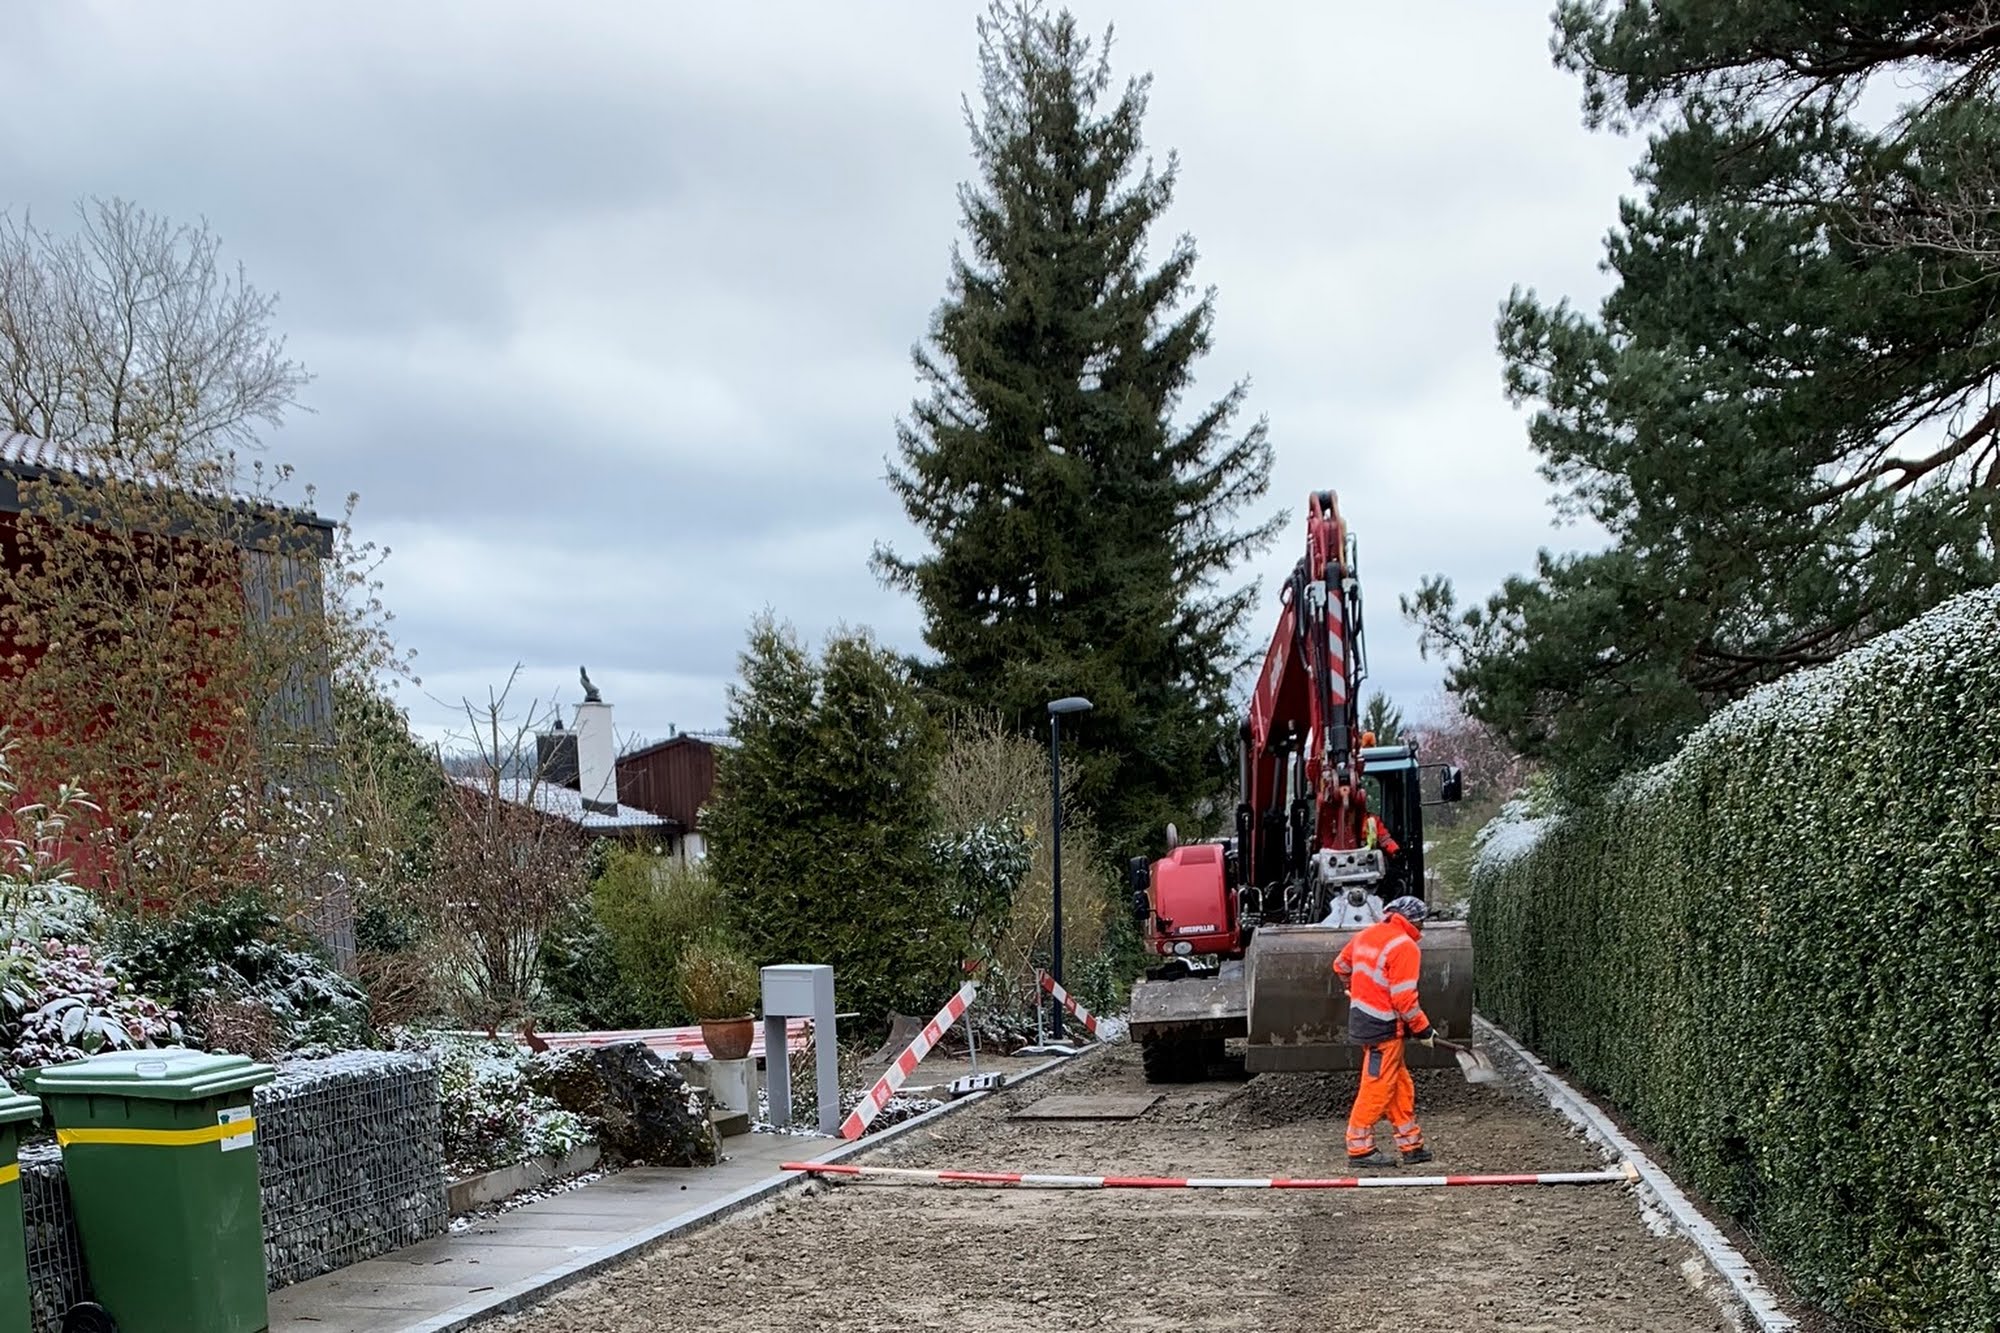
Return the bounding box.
[414,669,592,1025]
[0,198,309,472]
[0,198,404,923]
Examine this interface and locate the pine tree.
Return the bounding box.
[875,1,1279,858]
[1406,6,2000,787]
[703,615,957,1025]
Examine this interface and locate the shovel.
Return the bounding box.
[1423,1034,1500,1085]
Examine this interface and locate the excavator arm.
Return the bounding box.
[1129,490,1471,1084]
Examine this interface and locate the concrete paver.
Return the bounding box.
[269,1132,838,1333]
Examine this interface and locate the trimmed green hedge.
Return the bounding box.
[1472,588,2000,1331]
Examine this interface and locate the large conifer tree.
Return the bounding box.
[875,2,1278,856]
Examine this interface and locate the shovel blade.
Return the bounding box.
[1454,1049,1500,1084]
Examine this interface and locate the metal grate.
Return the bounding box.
[21,1143,88,1333]
[257,1051,448,1288]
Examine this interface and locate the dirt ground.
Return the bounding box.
[500,1042,1743,1332]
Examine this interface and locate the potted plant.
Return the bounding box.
[677,938,760,1061]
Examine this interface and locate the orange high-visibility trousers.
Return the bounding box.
[1346,1039,1423,1159]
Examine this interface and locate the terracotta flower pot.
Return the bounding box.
[701,1016,755,1062]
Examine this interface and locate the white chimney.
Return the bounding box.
[574,698,617,813]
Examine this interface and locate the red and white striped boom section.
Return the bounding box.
[785,1161,1639,1190]
[838,981,979,1141]
[1036,970,1101,1038]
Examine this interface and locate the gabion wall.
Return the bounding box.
[18,1050,447,1330]
[258,1051,448,1287]
[21,1144,88,1333]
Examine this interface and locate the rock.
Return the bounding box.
[528,1041,720,1167]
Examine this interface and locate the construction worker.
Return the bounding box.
[1319,773,1401,857]
[1360,802,1400,859]
[1331,895,1434,1166]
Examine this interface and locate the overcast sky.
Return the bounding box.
[1,2,1639,750]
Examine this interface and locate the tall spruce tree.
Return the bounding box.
[875,2,1279,857]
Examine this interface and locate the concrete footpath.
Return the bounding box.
[269,1132,844,1333]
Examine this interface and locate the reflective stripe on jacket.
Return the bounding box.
[1331,915,1429,1044]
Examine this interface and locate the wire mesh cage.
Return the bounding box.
[21,1143,88,1333]
[257,1051,448,1288]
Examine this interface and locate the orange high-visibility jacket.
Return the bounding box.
[1332,915,1430,1044]
[1362,814,1401,858]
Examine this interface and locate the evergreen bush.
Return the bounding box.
[1471,588,2000,1331]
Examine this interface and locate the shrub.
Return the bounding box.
[399,1031,589,1176]
[1470,588,2000,1332]
[591,850,721,1025]
[533,900,643,1031]
[0,940,180,1077]
[705,618,959,1024]
[111,894,369,1053]
[933,716,1117,1018]
[676,939,759,1021]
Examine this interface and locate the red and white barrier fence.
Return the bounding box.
[1036,970,1100,1038]
[451,1019,814,1063]
[785,1161,1640,1190]
[839,981,979,1141]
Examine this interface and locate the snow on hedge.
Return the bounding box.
[1470,585,2000,1331]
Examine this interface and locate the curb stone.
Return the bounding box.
[399,1046,1101,1332]
[1473,1015,1797,1332]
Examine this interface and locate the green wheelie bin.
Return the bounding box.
[0,1078,43,1333]
[26,1050,275,1333]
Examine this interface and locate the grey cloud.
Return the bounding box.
[1,1,1640,747]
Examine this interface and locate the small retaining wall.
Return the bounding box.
[18,1050,449,1330]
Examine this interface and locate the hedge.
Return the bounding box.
[1471,587,2000,1332]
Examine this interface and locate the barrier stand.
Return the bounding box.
[1036,970,1102,1038]
[1019,967,1084,1057]
[841,981,979,1140]
[784,1161,1642,1190]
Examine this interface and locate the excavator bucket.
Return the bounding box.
[1244,921,1474,1073]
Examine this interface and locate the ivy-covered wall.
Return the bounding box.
[1471,588,2000,1332]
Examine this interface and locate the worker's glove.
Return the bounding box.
[1412,1030,1436,1048]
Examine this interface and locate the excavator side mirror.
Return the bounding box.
[1128,857,1150,893]
[1440,767,1464,803]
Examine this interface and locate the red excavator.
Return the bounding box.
[1126,491,1470,1082]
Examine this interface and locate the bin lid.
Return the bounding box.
[24,1048,276,1101]
[0,1083,39,1127]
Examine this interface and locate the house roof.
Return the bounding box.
[619,732,735,763]
[465,776,679,832]
[0,432,337,554]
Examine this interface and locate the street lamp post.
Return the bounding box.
[1046,696,1093,1040]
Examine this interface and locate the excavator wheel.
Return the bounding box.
[1140,1033,1224,1084]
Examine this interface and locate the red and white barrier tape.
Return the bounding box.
[447,1019,813,1063]
[786,1161,1640,1190]
[1036,970,1100,1038]
[839,981,979,1141]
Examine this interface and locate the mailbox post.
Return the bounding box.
[760,965,839,1135]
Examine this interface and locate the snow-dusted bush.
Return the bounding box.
[1471,587,2000,1332]
[111,895,369,1054]
[397,1031,588,1177]
[0,939,180,1077]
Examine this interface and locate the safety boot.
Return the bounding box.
[1346,1151,1391,1168]
[1399,1147,1434,1166]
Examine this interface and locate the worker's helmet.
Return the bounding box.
[1385,895,1428,927]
